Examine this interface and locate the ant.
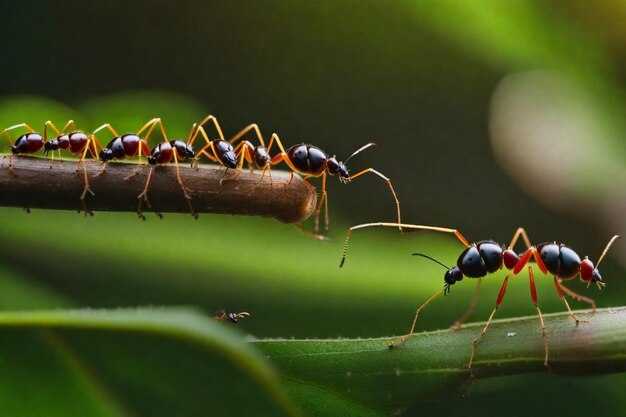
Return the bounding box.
[92,118,164,178]
[42,120,100,215]
[211,310,251,324]
[1,122,45,170]
[339,221,620,376]
[228,123,271,181]
[138,123,199,220]
[240,132,403,234]
[187,115,241,174]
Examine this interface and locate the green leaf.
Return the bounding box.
[0,308,300,417]
[255,307,626,416]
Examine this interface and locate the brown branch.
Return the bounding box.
[0,156,316,223]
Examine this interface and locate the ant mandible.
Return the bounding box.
[339,221,620,376]
[248,132,403,234]
[138,123,199,219]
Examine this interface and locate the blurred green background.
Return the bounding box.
[0,1,624,416]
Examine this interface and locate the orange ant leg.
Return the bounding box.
[508,227,532,250]
[346,168,402,230]
[137,165,154,220]
[468,273,513,377]
[554,277,584,325]
[173,149,197,219]
[229,123,266,147]
[388,288,446,349]
[450,279,482,331]
[312,171,328,233]
[556,279,596,311]
[340,222,471,268]
[529,266,549,369]
[189,115,225,150]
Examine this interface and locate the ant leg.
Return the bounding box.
[340,223,471,268]
[556,279,596,312]
[346,168,402,231]
[508,227,532,250]
[529,266,549,369]
[293,223,331,241]
[136,165,154,220]
[468,273,512,377]
[92,123,119,137]
[513,247,548,275]
[451,279,482,331]
[79,157,95,216]
[313,171,329,232]
[193,115,225,144]
[173,150,197,219]
[229,123,266,147]
[388,288,446,349]
[553,277,584,324]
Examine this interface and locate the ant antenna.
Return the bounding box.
[412,253,451,270]
[596,235,620,268]
[343,142,376,164]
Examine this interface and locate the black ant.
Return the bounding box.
[228,123,271,181]
[211,310,251,324]
[42,120,100,215]
[340,221,620,376]
[240,132,402,234]
[138,123,199,220]
[187,115,240,173]
[1,122,45,170]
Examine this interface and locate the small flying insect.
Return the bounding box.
[211,310,251,324]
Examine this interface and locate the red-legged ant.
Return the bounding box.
[340,222,620,376]
[138,123,199,220]
[241,132,402,234]
[1,123,45,170]
[211,310,251,324]
[42,120,100,215]
[92,118,164,178]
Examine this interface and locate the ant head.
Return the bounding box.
[10,145,19,155]
[222,150,238,169]
[147,155,158,165]
[580,258,604,288]
[99,148,114,162]
[44,139,59,152]
[185,144,196,159]
[327,157,350,182]
[254,146,269,167]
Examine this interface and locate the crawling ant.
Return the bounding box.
[211,310,251,324]
[42,120,100,215]
[340,221,620,376]
[244,132,402,234]
[93,118,164,178]
[1,123,45,170]
[138,123,199,219]
[228,123,271,181]
[188,115,239,172]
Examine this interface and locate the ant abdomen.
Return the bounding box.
[457,241,503,278]
[287,144,327,176]
[13,133,44,154]
[537,243,581,279]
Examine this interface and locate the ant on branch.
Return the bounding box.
[242,132,403,234]
[42,120,100,215]
[1,123,45,170]
[2,120,100,215]
[340,221,620,376]
[211,310,251,324]
[138,123,199,220]
[92,118,164,177]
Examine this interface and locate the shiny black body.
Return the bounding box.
[536,243,581,279]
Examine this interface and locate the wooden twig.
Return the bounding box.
[0,156,316,223]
